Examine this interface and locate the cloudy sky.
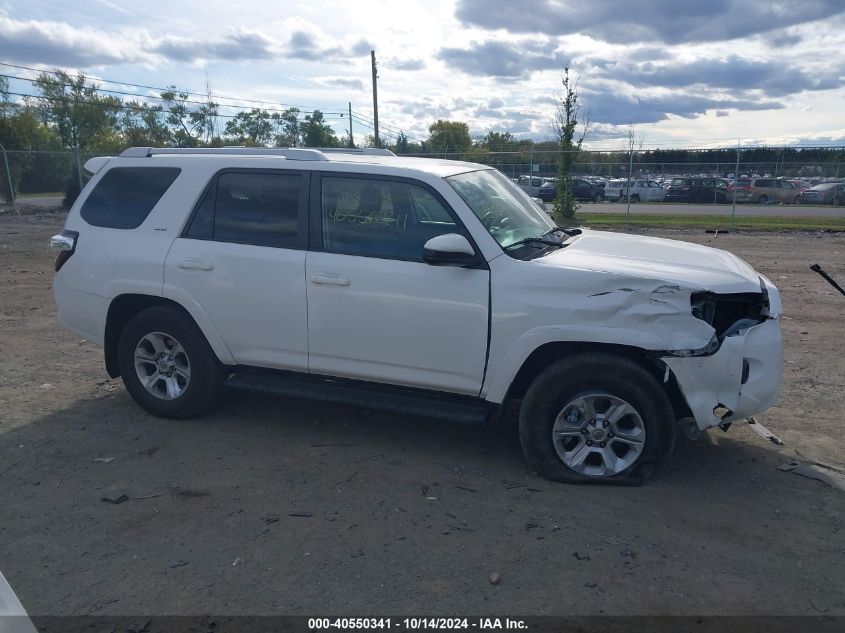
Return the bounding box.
[1,0,844,148]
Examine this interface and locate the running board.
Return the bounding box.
[226,367,491,426]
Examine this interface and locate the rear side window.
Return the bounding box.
[185,171,304,248]
[81,167,180,229]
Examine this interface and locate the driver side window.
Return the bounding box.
[320,176,461,261]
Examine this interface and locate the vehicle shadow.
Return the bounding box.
[2,387,842,616]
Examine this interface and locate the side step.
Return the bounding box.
[225,367,491,426]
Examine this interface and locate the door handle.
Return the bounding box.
[312,273,351,287]
[178,258,214,271]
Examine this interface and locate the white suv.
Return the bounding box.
[51,147,783,484]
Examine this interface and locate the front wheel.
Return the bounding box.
[117,305,227,419]
[518,352,675,484]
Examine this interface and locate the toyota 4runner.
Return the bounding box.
[51,147,783,484]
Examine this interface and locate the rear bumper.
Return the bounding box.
[663,318,782,430]
[53,273,109,346]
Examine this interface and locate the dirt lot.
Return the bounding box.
[1,212,843,617]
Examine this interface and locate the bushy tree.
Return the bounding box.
[428,120,472,157]
[224,108,275,146]
[33,70,121,151]
[300,110,339,147]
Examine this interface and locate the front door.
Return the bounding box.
[305,174,490,395]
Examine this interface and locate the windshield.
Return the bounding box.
[446,169,555,249]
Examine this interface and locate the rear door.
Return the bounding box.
[305,173,490,395]
[164,169,310,371]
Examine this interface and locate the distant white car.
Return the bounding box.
[605,179,666,202]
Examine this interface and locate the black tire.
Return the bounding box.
[518,352,675,485]
[630,194,640,203]
[117,305,227,419]
[757,195,768,204]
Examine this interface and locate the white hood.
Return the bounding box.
[543,229,761,294]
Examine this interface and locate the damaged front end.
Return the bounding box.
[662,276,783,431]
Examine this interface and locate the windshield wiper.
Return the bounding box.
[542,225,582,238]
[504,236,566,251]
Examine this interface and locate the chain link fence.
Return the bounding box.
[2,145,844,214]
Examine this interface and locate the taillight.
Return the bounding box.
[51,230,78,271]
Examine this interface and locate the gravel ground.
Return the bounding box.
[1,213,843,617]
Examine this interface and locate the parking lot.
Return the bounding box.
[1,212,844,616]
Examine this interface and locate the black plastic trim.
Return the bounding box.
[226,366,492,426]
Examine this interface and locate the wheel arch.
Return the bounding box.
[500,341,691,422]
[104,294,233,378]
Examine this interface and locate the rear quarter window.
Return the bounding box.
[80,167,181,229]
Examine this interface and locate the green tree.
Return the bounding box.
[33,70,121,151]
[119,101,171,147]
[160,87,217,147]
[552,67,589,222]
[427,120,472,157]
[224,108,275,146]
[394,131,410,154]
[273,107,301,147]
[300,110,339,147]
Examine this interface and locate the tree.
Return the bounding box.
[119,101,171,147]
[159,87,217,147]
[33,70,122,151]
[224,108,275,146]
[300,110,339,147]
[394,131,410,154]
[427,120,472,157]
[552,67,589,222]
[273,107,301,147]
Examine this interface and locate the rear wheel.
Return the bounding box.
[757,194,769,204]
[117,305,227,419]
[630,194,640,203]
[518,352,674,484]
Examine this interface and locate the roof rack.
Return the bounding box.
[119,146,396,160]
[316,147,396,156]
[119,147,329,160]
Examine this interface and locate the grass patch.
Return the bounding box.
[576,213,845,232]
[16,192,63,199]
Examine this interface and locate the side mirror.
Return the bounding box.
[423,233,480,267]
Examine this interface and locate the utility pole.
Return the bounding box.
[348,102,354,148]
[371,50,379,147]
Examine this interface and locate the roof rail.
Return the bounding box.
[118,147,329,161]
[316,147,396,156]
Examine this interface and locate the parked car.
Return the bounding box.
[785,178,811,192]
[516,175,546,197]
[572,177,606,202]
[604,179,665,202]
[729,178,800,204]
[666,177,729,203]
[798,182,845,205]
[51,146,782,484]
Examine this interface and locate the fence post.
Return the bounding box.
[731,140,740,227]
[2,147,17,215]
[75,147,83,193]
[625,145,633,228]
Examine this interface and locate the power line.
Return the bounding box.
[1,72,346,118]
[0,61,347,114]
[3,90,347,122]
